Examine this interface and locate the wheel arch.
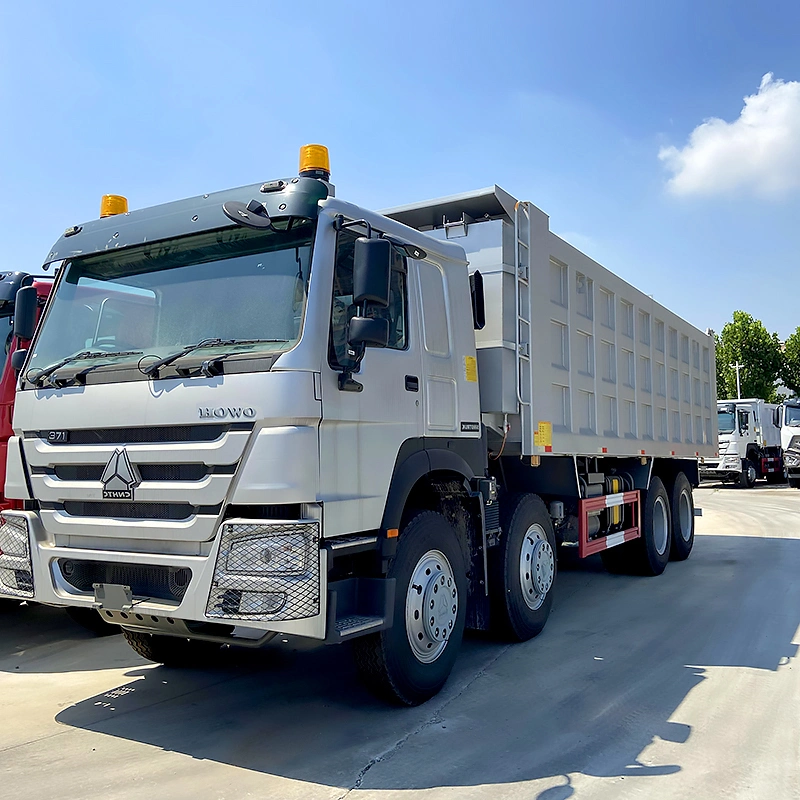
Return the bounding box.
[381,443,476,532]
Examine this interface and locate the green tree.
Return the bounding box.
[782,326,800,398]
[715,311,783,401]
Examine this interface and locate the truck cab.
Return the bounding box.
[0,272,51,511]
[777,400,800,488]
[702,399,783,488]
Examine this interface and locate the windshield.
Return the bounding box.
[786,406,800,427]
[717,410,735,434]
[28,222,314,381]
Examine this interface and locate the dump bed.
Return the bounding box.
[387,187,718,460]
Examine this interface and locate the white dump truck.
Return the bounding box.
[776,399,800,488]
[700,398,783,487]
[2,147,716,704]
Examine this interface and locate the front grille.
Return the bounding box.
[60,501,222,520]
[51,464,216,482]
[28,422,253,445]
[57,559,191,602]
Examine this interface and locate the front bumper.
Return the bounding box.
[699,455,742,480]
[21,511,328,640]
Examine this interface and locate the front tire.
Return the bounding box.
[66,607,121,636]
[352,511,467,706]
[739,460,757,488]
[788,476,800,490]
[122,629,221,667]
[669,473,694,561]
[490,493,557,641]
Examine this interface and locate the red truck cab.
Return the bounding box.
[0,272,52,510]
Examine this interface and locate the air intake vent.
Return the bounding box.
[57,559,191,602]
[52,464,213,482]
[29,422,253,445]
[60,501,222,520]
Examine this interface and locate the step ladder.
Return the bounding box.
[514,202,533,453]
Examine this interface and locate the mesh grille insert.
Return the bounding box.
[52,464,212,482]
[61,501,221,520]
[57,559,191,602]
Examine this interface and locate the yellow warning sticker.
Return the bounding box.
[464,356,478,383]
[533,421,552,448]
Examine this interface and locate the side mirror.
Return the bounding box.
[470,271,486,331]
[13,286,38,341]
[773,407,781,428]
[10,349,28,373]
[353,238,391,308]
[348,316,389,348]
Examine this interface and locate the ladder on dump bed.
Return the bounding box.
[514,202,533,453]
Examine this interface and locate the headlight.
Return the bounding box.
[207,520,320,621]
[0,514,34,598]
[226,532,309,576]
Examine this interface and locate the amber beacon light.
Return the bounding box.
[298,144,330,180]
[100,194,129,218]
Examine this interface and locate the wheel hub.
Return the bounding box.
[519,525,555,611]
[406,550,458,664]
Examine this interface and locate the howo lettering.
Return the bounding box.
[198,407,257,419]
[3,146,717,704]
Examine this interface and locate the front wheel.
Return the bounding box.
[490,493,557,641]
[788,476,800,490]
[669,473,694,561]
[66,607,121,636]
[122,629,221,667]
[352,511,467,706]
[739,460,757,489]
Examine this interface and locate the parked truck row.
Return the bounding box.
[0,145,730,703]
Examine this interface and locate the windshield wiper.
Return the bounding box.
[27,350,144,387]
[141,338,288,378]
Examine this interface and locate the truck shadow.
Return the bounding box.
[52,532,800,791]
[0,601,125,671]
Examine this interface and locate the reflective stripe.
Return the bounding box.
[604,531,626,549]
[605,493,625,507]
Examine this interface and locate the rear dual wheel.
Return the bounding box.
[669,472,694,561]
[602,476,671,576]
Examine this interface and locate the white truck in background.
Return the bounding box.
[3,146,716,705]
[776,399,800,488]
[701,399,783,488]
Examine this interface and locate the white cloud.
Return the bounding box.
[659,73,800,197]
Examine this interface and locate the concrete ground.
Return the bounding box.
[1,483,799,800]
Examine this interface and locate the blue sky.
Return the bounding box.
[1,0,799,338]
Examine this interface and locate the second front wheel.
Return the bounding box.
[490,493,557,642]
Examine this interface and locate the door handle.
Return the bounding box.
[405,375,419,392]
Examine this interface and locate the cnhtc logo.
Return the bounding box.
[101,448,141,500]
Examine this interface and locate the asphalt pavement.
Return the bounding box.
[1,483,799,800]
